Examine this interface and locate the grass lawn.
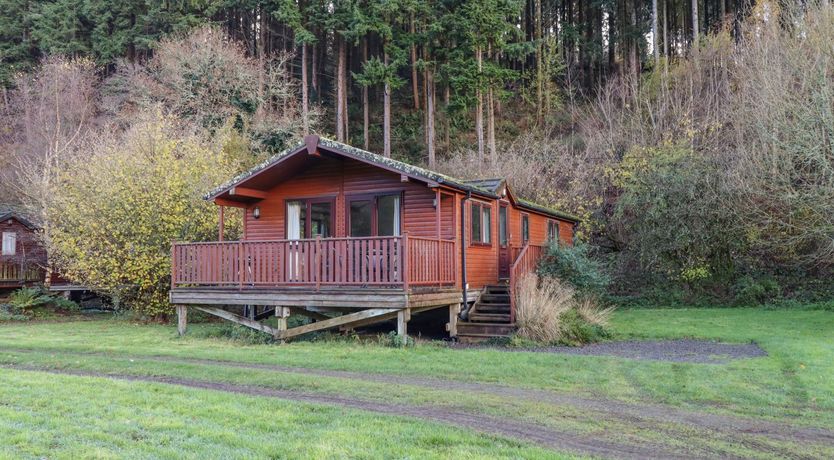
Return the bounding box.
[0,369,561,460]
[0,307,832,458]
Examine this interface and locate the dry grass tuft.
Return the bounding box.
[575,297,614,327]
[515,274,573,343]
[515,273,613,344]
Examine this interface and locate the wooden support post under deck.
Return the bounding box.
[397,308,409,336]
[275,306,289,342]
[446,303,460,338]
[176,305,187,336]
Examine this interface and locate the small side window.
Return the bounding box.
[2,232,16,256]
[470,202,492,245]
[548,221,560,243]
[521,215,529,244]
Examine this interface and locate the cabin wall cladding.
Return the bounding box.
[0,218,46,265]
[243,156,442,240]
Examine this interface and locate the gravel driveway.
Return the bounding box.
[457,339,768,363]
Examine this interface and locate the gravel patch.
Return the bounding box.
[455,339,768,363]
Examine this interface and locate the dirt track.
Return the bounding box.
[3,348,834,459]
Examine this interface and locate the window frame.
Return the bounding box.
[521,213,530,244]
[346,191,404,237]
[470,201,493,247]
[547,220,560,244]
[1,231,16,256]
[284,195,337,239]
[498,204,509,247]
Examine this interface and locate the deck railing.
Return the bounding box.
[171,235,457,290]
[0,261,43,284]
[508,243,547,323]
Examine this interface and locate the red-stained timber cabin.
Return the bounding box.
[171,136,579,341]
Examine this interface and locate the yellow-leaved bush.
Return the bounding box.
[47,111,241,317]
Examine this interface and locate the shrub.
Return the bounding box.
[196,324,277,345]
[7,287,79,312]
[538,243,610,297]
[383,331,415,348]
[514,274,613,345]
[734,276,782,306]
[0,304,29,321]
[8,288,54,310]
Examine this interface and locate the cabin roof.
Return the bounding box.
[207,136,579,222]
[0,209,39,231]
[463,178,505,194]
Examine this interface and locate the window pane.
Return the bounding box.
[2,232,15,255]
[499,207,508,245]
[350,200,373,237]
[482,207,491,243]
[377,195,400,236]
[287,201,304,239]
[310,202,332,238]
[471,203,481,243]
[522,215,529,242]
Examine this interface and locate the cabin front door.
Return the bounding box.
[498,203,510,279]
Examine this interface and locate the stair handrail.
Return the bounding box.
[508,243,531,324]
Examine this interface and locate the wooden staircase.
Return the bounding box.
[457,284,516,342]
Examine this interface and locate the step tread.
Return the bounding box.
[456,333,512,338]
[469,313,511,320]
[458,322,517,328]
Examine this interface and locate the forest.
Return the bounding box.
[1,0,833,312]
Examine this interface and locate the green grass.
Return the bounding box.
[0,308,832,458]
[1,309,832,426]
[0,369,562,459]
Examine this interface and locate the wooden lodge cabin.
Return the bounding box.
[0,210,46,290]
[171,136,579,341]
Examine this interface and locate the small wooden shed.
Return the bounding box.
[170,136,579,341]
[0,210,46,289]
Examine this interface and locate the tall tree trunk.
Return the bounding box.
[383,51,391,157]
[487,45,496,164]
[411,15,420,110]
[475,46,485,161]
[535,0,543,125]
[692,0,699,47]
[444,84,451,150]
[312,39,318,95]
[362,38,369,150]
[336,37,346,142]
[302,42,309,134]
[426,67,435,167]
[663,0,668,60]
[652,0,659,66]
[342,43,349,142]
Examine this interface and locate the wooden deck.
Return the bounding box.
[170,236,546,341]
[0,262,43,288]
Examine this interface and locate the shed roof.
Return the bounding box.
[207,136,579,223]
[0,209,39,231]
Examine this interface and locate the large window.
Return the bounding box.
[547,220,560,243]
[470,202,492,245]
[1,232,15,256]
[287,199,333,239]
[348,194,401,237]
[521,214,530,244]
